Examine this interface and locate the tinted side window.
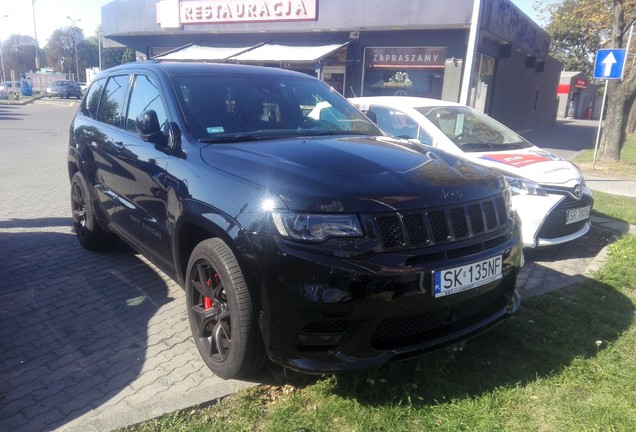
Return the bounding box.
[125,74,168,133]
[98,75,129,128]
[82,78,106,119]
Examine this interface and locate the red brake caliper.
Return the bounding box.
[203,273,220,309]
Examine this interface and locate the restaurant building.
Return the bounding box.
[101,0,561,131]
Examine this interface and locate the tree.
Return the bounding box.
[44,26,85,80]
[542,0,608,76]
[598,0,636,162]
[541,0,636,162]
[1,34,40,77]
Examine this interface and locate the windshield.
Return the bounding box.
[416,106,532,152]
[172,74,381,142]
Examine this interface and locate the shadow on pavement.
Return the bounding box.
[0,222,172,431]
[0,105,26,121]
[522,118,598,153]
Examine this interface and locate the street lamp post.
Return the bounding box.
[98,31,102,71]
[0,15,8,84]
[32,0,40,70]
[67,16,81,81]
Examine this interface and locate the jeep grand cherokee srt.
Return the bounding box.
[68,61,522,379]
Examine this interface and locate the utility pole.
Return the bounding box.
[0,15,8,83]
[32,0,40,70]
[67,16,81,81]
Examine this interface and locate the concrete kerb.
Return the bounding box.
[0,93,47,105]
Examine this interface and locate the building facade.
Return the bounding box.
[101,0,561,131]
[557,71,598,119]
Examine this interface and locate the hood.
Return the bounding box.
[200,136,505,212]
[466,147,582,185]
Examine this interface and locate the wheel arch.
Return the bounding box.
[174,211,262,293]
[67,148,82,181]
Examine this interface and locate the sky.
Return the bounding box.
[0,0,544,44]
[0,0,112,44]
[512,0,543,24]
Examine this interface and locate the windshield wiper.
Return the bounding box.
[299,130,366,137]
[198,133,271,144]
[461,142,531,152]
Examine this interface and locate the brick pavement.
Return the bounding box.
[0,101,620,431]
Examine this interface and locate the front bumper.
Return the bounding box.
[252,224,523,373]
[513,189,594,248]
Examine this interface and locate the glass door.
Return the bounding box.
[321,66,346,95]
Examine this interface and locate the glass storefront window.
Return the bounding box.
[468,53,495,113]
[362,47,447,98]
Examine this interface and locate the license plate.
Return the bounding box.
[566,205,591,224]
[433,256,503,298]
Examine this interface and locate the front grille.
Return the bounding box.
[371,288,504,349]
[375,195,508,250]
[537,195,593,239]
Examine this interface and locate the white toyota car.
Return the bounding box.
[349,96,593,248]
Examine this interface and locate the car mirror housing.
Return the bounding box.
[136,110,163,143]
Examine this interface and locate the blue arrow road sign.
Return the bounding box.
[594,49,627,79]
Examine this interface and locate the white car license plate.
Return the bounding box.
[433,255,503,298]
[566,205,591,224]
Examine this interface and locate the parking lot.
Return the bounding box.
[0,100,614,431]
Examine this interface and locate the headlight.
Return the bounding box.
[272,211,363,242]
[504,175,547,196]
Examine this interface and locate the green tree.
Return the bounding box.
[101,47,129,69]
[599,0,636,162]
[44,26,86,80]
[1,34,40,77]
[543,0,607,76]
[542,0,636,162]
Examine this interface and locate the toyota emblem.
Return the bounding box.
[573,184,582,199]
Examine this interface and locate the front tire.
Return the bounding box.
[186,238,266,379]
[70,172,118,250]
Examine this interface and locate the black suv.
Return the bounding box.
[68,61,522,379]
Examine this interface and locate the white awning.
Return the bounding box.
[154,43,260,61]
[230,42,349,63]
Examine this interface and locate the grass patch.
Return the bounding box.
[592,190,636,225]
[122,235,636,432]
[574,133,636,178]
[574,133,636,224]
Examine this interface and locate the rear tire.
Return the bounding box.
[186,238,266,379]
[70,172,118,250]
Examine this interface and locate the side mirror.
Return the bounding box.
[136,110,163,143]
[363,110,378,124]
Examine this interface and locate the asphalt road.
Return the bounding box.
[0,100,615,431]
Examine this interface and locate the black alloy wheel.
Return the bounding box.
[186,238,265,379]
[70,171,118,250]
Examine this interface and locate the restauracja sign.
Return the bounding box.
[180,0,317,24]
